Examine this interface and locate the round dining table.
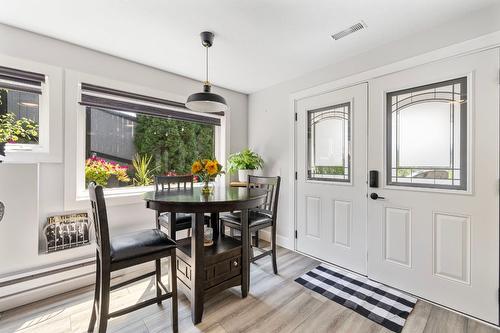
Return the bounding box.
[144,186,268,324]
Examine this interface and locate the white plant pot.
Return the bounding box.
[238,169,252,182]
[238,169,263,182]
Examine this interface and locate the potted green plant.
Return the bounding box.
[132,153,158,186]
[227,148,264,182]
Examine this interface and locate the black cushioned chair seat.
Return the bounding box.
[220,209,272,228]
[110,229,176,262]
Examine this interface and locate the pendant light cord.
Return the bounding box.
[205,45,209,84]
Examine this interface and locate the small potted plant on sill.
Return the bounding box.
[227,148,264,182]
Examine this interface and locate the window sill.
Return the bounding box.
[76,185,154,207]
[75,182,208,208]
[1,144,61,163]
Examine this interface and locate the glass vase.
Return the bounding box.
[201,179,214,194]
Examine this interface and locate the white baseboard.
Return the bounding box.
[0,260,152,312]
[258,229,294,250]
[0,272,95,312]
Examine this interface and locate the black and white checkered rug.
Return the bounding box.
[295,264,417,333]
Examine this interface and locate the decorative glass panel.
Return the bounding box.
[387,77,467,190]
[307,102,350,182]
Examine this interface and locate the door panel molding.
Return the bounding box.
[432,212,471,285]
[333,200,352,248]
[384,207,412,267]
[305,196,321,239]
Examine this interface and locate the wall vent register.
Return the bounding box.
[331,21,367,40]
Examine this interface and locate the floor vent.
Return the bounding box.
[331,21,366,40]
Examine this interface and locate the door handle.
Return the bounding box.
[370,193,385,200]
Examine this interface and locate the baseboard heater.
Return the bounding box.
[0,257,95,289]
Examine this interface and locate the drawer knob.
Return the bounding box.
[233,260,238,267]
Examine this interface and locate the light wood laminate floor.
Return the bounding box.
[0,245,497,333]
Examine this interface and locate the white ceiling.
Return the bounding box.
[0,0,497,93]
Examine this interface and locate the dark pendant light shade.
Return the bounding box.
[186,31,228,113]
[186,84,227,113]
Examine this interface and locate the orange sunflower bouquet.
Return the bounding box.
[191,159,224,194]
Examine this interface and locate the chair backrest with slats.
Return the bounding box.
[248,175,281,223]
[88,182,111,258]
[155,175,194,192]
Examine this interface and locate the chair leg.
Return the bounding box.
[155,211,160,229]
[87,254,100,333]
[220,221,225,238]
[271,224,278,274]
[95,264,110,333]
[156,259,162,305]
[170,253,178,333]
[254,231,259,247]
[250,239,254,260]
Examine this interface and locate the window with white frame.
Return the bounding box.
[80,84,222,190]
[0,66,46,150]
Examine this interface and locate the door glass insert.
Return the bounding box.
[307,102,351,182]
[387,77,467,190]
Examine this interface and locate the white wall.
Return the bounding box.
[0,23,248,280]
[248,4,500,248]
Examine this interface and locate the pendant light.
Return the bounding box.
[186,31,228,113]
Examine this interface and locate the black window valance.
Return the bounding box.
[79,83,223,126]
[0,66,46,94]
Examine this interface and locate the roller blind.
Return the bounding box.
[79,83,222,126]
[0,66,46,94]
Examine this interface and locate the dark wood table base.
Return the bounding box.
[174,211,249,324]
[145,187,265,324]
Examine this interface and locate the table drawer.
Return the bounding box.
[204,255,241,289]
[176,251,242,290]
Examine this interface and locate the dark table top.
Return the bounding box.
[143,186,268,213]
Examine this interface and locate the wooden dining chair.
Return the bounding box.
[155,175,209,240]
[87,182,178,333]
[220,175,281,274]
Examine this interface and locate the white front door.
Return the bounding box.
[296,83,368,274]
[367,48,499,323]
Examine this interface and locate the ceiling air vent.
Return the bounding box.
[331,21,366,40]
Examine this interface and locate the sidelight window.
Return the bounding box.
[387,77,467,190]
